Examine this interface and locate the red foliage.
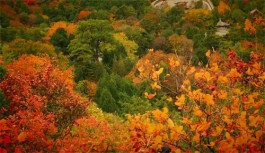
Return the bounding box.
[24,0,35,5]
[0,55,89,152]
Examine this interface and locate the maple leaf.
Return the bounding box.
[217,90,227,100]
[175,94,185,109]
[255,130,264,140]
[203,94,215,106]
[167,97,173,102]
[225,132,230,139]
[211,126,223,137]
[167,118,174,128]
[218,76,228,84]
[206,50,211,58]
[227,68,242,78]
[145,92,156,100]
[238,111,247,127]
[233,88,243,95]
[192,132,200,143]
[17,132,26,142]
[186,67,196,75]
[154,136,162,145]
[193,106,203,117]
[151,82,161,90]
[246,67,253,75]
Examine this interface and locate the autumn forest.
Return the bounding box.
[0,0,265,152]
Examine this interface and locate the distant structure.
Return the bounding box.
[215,18,229,36]
[151,0,214,11]
[250,9,263,18]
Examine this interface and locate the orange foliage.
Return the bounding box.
[127,49,180,84]
[44,21,76,41]
[77,10,90,20]
[56,116,130,152]
[244,19,256,34]
[128,49,192,96]
[0,55,89,152]
[218,1,230,15]
[127,49,265,152]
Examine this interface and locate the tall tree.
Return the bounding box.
[68,20,118,63]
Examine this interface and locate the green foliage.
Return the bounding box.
[42,2,78,22]
[115,5,137,19]
[124,27,150,57]
[74,61,106,82]
[140,9,163,33]
[112,56,135,77]
[0,13,10,28]
[0,89,9,109]
[79,0,149,17]
[50,28,72,54]
[231,9,246,23]
[16,27,45,41]
[89,10,109,20]
[112,57,127,77]
[120,96,153,115]
[164,6,184,25]
[195,1,203,9]
[15,0,29,13]
[68,20,115,63]
[0,27,17,42]
[95,73,137,115]
[0,65,8,109]
[2,39,56,63]
[231,42,251,61]
[75,80,89,96]
[19,12,29,24]
[186,26,201,39]
[0,65,7,81]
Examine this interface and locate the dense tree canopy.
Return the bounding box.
[0,0,265,152]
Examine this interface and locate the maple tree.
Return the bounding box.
[0,55,89,152]
[129,49,265,152]
[56,115,130,152]
[1,1,265,152]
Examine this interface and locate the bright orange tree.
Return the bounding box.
[43,21,76,42]
[56,115,130,152]
[127,49,265,152]
[0,55,89,152]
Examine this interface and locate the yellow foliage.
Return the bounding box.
[203,94,215,106]
[206,50,211,58]
[175,94,185,109]
[113,32,138,60]
[151,82,161,90]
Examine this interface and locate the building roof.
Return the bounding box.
[250,9,263,15]
[151,0,214,10]
[216,18,229,27]
[215,27,229,36]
